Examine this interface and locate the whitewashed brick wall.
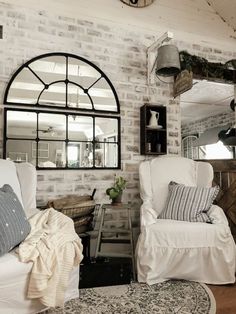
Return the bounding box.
[0,2,235,227]
[182,111,235,137]
[0,2,180,210]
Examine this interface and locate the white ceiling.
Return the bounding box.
[5,0,236,49]
[180,80,235,124]
[208,0,236,31]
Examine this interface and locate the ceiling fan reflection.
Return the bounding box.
[32,126,56,136]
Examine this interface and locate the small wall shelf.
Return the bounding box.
[140,104,167,155]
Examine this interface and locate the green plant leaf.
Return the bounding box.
[106,176,127,199]
[108,188,120,199]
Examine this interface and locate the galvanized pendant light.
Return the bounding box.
[155,44,181,77]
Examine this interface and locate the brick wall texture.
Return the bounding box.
[0,2,236,225]
[182,111,235,137]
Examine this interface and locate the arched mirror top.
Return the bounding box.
[4,52,120,114]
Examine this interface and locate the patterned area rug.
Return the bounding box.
[44,280,216,314]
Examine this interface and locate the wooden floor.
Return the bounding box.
[208,282,236,314]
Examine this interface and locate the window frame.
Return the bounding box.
[3,52,121,170]
[4,108,121,170]
[4,52,120,114]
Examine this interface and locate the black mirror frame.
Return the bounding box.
[3,52,121,170]
[4,108,121,170]
[4,52,120,114]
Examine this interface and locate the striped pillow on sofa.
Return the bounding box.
[159,181,219,223]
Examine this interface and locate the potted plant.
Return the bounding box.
[106,176,127,205]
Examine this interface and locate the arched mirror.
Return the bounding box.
[181,79,235,159]
[3,53,121,169]
[4,53,119,113]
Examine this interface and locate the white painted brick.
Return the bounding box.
[0,2,235,234]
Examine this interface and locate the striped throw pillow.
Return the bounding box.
[0,184,31,256]
[159,181,219,223]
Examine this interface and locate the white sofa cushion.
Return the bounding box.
[0,160,23,205]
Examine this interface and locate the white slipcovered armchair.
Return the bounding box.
[0,160,80,314]
[136,156,236,285]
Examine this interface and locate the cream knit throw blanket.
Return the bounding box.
[18,208,83,307]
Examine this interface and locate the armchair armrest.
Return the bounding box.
[208,204,229,225]
[140,199,158,229]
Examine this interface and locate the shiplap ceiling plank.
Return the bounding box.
[142,2,233,39]
[180,80,235,124]
[207,0,236,31]
[3,0,236,48]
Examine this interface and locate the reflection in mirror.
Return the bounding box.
[30,56,66,84]
[39,82,66,107]
[68,142,93,168]
[92,78,117,112]
[95,117,118,168]
[38,113,66,140]
[7,68,43,104]
[6,139,66,168]
[104,142,118,168]
[5,53,119,113]
[181,80,235,159]
[67,84,92,110]
[68,115,93,141]
[4,109,120,169]
[6,111,37,138]
[95,117,118,139]
[68,57,101,89]
[6,140,32,163]
[37,141,66,168]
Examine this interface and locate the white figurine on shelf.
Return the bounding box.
[148,110,159,127]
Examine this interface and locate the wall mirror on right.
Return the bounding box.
[181,79,235,160]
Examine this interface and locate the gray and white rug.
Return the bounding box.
[44,280,216,314]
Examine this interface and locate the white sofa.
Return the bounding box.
[0,160,80,314]
[136,156,236,285]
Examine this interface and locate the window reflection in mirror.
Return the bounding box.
[94,117,118,168]
[4,109,120,169]
[38,113,66,140]
[30,56,66,84]
[203,142,234,159]
[5,53,119,113]
[181,79,235,159]
[7,68,43,105]
[68,142,93,168]
[39,82,66,107]
[92,78,117,112]
[6,140,32,163]
[67,84,92,110]
[68,115,93,141]
[37,141,66,168]
[68,57,101,89]
[6,111,37,138]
